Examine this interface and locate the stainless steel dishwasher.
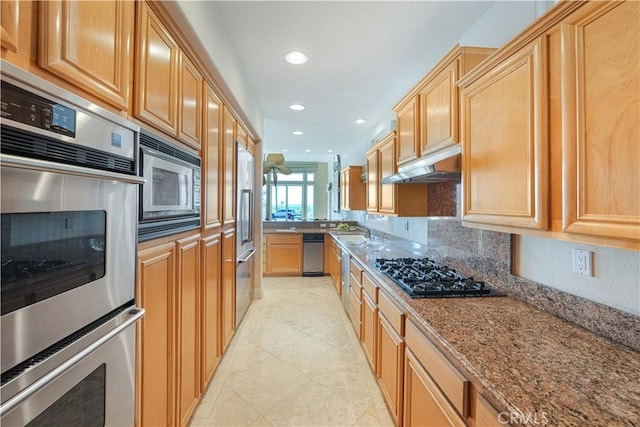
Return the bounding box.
[302,233,324,277]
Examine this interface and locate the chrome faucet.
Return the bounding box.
[350,225,371,239]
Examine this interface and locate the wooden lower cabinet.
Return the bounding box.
[264,233,302,276]
[361,291,377,372]
[404,348,466,427]
[200,233,221,390]
[137,242,176,427]
[176,235,201,426]
[221,229,236,352]
[474,394,503,427]
[377,312,404,426]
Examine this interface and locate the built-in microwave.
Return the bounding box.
[138,130,201,241]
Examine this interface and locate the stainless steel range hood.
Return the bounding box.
[381,143,461,184]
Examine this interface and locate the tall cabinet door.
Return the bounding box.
[137,243,176,427]
[135,2,179,136]
[176,235,201,426]
[561,1,640,242]
[221,229,236,352]
[204,84,222,229]
[178,53,203,150]
[201,233,221,389]
[222,108,236,225]
[461,37,549,230]
[38,1,133,110]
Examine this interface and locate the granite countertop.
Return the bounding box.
[338,240,640,426]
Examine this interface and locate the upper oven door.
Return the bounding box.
[0,159,140,374]
[140,146,198,219]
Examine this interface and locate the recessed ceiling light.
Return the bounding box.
[327,149,333,153]
[289,104,306,111]
[285,50,308,65]
[305,149,311,153]
[354,118,366,124]
[282,149,289,152]
[292,131,304,136]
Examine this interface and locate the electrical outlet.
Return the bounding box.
[319,223,327,228]
[572,249,592,276]
[404,220,409,231]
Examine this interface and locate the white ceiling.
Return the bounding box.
[181,1,497,158]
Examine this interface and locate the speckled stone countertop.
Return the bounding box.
[338,240,640,426]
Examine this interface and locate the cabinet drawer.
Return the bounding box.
[361,272,378,303]
[349,301,362,339]
[349,286,362,308]
[378,289,403,335]
[406,319,470,418]
[350,274,363,298]
[350,258,363,283]
[266,234,301,244]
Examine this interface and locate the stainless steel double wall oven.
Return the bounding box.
[0,61,144,425]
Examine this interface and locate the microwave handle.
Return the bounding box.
[0,154,146,185]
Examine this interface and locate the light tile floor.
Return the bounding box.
[189,276,394,427]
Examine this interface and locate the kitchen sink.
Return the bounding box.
[335,234,368,246]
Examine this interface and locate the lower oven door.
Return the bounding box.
[0,306,144,427]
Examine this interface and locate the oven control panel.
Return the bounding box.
[1,81,76,138]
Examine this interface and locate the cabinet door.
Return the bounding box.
[39,0,133,109]
[135,3,179,136]
[420,59,459,153]
[266,244,302,275]
[561,1,640,242]
[0,0,19,52]
[176,235,201,426]
[222,108,236,225]
[221,229,236,352]
[475,394,503,427]
[378,135,397,214]
[377,313,404,426]
[201,234,221,390]
[204,84,222,229]
[137,243,176,427]
[461,37,549,230]
[404,348,466,427]
[178,53,203,149]
[361,291,377,373]
[396,96,420,166]
[366,149,379,212]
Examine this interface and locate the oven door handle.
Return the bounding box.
[0,307,145,417]
[0,154,146,184]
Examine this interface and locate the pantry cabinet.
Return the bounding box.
[136,242,176,427]
[200,233,221,389]
[203,84,223,229]
[340,166,366,211]
[377,289,405,426]
[222,107,236,226]
[176,235,201,426]
[264,233,303,276]
[221,229,236,352]
[559,1,639,242]
[38,0,133,110]
[460,36,549,231]
[365,132,429,217]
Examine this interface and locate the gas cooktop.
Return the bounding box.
[374,257,504,298]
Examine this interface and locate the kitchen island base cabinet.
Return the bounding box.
[136,242,176,427]
[264,233,303,276]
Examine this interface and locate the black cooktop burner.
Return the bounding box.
[374,257,504,298]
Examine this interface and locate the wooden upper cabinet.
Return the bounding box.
[1,0,20,53]
[340,166,366,211]
[420,60,458,154]
[38,0,133,110]
[178,53,203,150]
[222,107,236,225]
[378,134,397,214]
[365,149,379,212]
[560,1,640,242]
[203,84,222,229]
[135,2,179,137]
[460,36,549,231]
[395,96,420,166]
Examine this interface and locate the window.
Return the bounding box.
[262,163,319,221]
